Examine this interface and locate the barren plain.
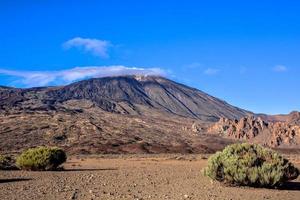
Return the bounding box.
[1,154,300,200]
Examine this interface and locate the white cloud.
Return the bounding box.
[273,65,287,72]
[0,66,166,87]
[63,37,111,58]
[203,68,220,75]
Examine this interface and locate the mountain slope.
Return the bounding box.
[258,111,300,125]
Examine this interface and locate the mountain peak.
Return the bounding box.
[88,74,168,82]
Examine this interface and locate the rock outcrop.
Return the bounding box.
[269,122,300,147]
[191,122,204,133]
[208,116,300,147]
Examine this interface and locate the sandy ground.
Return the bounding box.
[0,154,300,200]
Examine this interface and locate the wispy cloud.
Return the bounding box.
[203,68,220,75]
[63,37,111,58]
[273,65,287,72]
[0,66,166,87]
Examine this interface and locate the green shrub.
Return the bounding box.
[16,147,67,171]
[0,155,17,170]
[204,143,299,187]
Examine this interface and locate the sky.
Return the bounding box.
[0,0,299,114]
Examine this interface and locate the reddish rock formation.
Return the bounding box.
[269,122,300,147]
[208,116,300,148]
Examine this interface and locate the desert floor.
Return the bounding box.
[0,154,300,200]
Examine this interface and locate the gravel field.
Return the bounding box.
[0,155,300,200]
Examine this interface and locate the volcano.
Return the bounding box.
[0,75,254,154]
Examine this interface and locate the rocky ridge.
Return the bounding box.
[208,112,300,147]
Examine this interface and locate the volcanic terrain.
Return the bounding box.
[0,75,299,154]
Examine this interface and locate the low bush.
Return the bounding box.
[0,155,17,170]
[204,143,299,187]
[16,147,67,171]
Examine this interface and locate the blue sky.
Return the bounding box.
[0,0,299,114]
